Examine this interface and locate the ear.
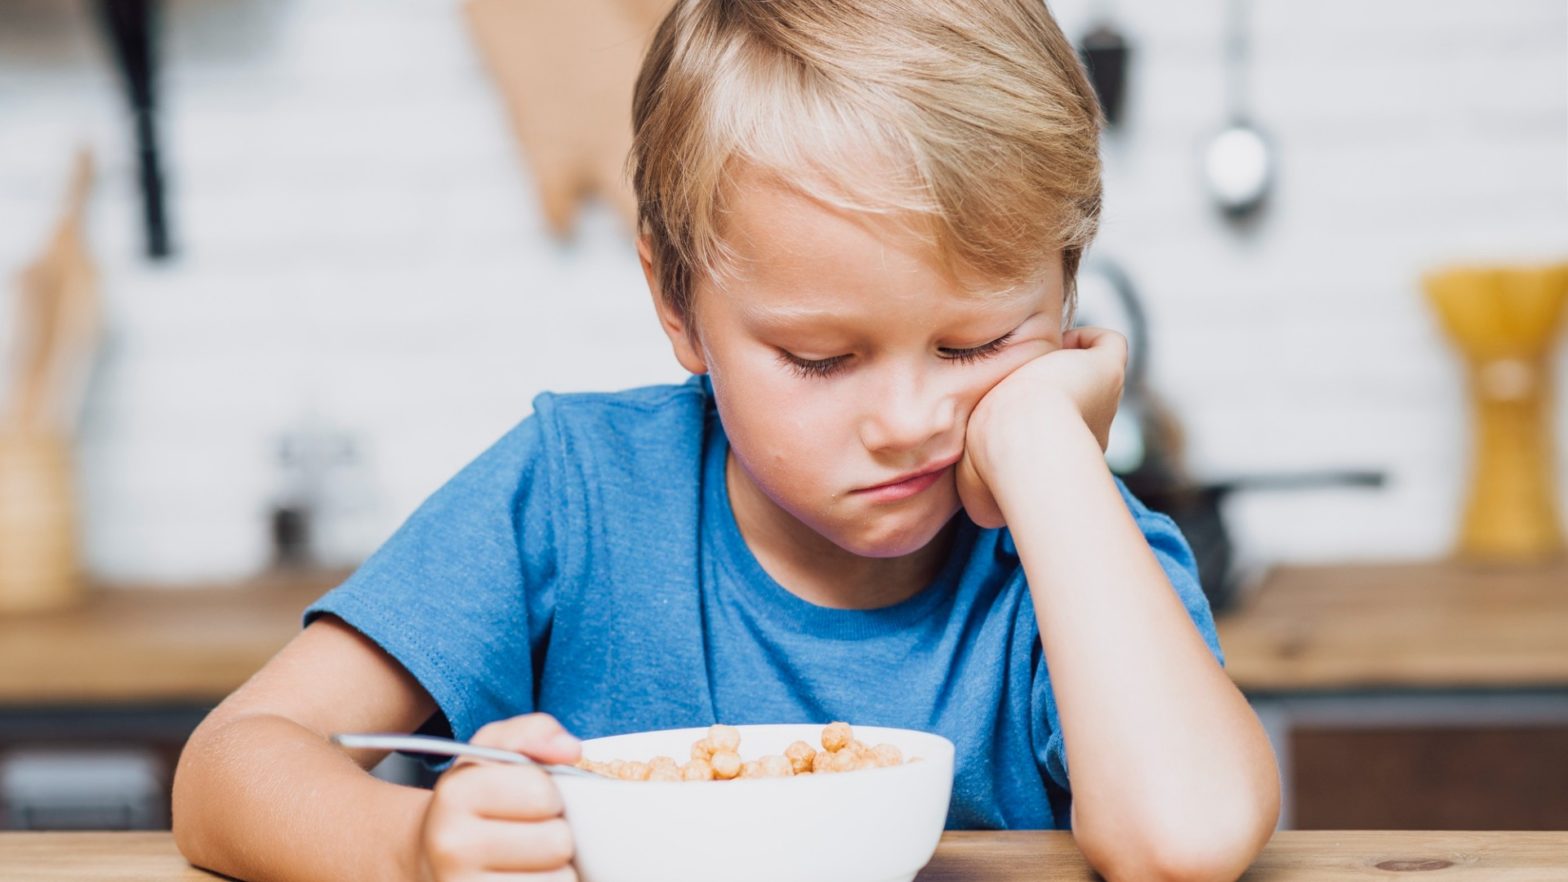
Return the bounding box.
[639,235,709,376]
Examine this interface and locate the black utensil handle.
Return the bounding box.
[95,0,171,259]
[1209,470,1387,495]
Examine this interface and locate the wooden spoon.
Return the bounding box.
[4,149,100,437]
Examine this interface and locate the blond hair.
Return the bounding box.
[631,0,1102,324]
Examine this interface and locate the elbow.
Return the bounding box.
[1076,782,1280,882]
[170,815,211,873]
[169,715,229,871]
[169,729,208,865]
[1125,828,1272,882]
[1081,826,1270,882]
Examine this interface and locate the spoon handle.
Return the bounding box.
[331,733,599,778]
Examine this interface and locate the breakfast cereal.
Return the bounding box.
[575,722,908,782]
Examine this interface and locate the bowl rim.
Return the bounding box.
[564,723,956,788]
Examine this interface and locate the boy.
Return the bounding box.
[173,1,1280,880]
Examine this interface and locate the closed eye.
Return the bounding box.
[779,330,1018,379]
[940,330,1016,365]
[777,350,850,379]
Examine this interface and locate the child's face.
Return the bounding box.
[644,167,1065,559]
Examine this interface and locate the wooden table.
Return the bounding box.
[2,558,1560,707]
[0,569,345,706]
[1217,560,1568,693]
[1214,560,1568,830]
[1,830,1565,880]
[0,569,353,827]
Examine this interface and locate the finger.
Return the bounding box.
[471,818,576,873]
[423,817,576,877]
[471,714,582,764]
[441,763,565,821]
[955,451,1005,529]
[1063,326,1128,358]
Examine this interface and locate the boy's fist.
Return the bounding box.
[417,713,583,882]
[957,326,1128,528]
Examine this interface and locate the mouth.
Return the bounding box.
[855,452,963,495]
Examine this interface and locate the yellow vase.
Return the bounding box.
[1424,263,1568,563]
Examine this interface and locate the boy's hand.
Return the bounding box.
[956,326,1128,529]
[417,714,583,882]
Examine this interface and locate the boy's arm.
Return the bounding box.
[172,616,436,882]
[959,327,1279,881]
[988,400,1280,882]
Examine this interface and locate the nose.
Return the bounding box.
[857,361,957,454]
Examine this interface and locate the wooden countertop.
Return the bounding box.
[0,569,346,705]
[1,559,1565,706]
[1217,560,1568,693]
[1,830,1565,880]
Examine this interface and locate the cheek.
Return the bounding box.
[725,350,849,434]
[954,338,1060,417]
[712,361,828,478]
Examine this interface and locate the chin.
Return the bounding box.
[827,508,955,559]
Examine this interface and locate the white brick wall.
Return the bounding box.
[1,0,1565,584]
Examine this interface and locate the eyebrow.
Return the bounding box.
[737,287,1039,330]
[737,303,856,328]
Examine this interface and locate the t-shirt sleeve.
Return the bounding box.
[1031,479,1225,799]
[303,413,560,763]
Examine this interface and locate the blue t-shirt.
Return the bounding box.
[304,376,1224,830]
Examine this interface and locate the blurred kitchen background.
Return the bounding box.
[0,0,1565,835]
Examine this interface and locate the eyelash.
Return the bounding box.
[778,331,1017,379]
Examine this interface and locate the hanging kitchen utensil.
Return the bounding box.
[1076,257,1387,612]
[1202,0,1273,223]
[0,150,98,615]
[464,0,668,239]
[1077,0,1131,130]
[93,0,171,258]
[2,149,102,438]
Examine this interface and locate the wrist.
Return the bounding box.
[394,785,436,882]
[971,390,1088,481]
[985,407,1107,522]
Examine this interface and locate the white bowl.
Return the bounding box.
[556,724,955,882]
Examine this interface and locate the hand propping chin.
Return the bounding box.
[954,326,1128,529]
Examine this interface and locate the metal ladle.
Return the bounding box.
[1203,0,1273,222]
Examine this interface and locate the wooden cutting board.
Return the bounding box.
[464,0,673,238]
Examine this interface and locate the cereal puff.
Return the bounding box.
[784,740,815,775]
[709,750,742,780]
[588,722,908,783]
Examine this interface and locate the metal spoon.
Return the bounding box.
[331,733,604,779]
[1203,0,1273,222]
